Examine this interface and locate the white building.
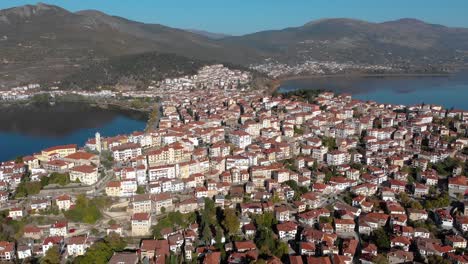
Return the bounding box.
[69,165,98,185]
[229,130,252,149]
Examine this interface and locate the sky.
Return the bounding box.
[1,0,467,35]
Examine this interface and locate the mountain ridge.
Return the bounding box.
[1,3,467,88]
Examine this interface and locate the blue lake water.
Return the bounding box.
[279,72,468,110]
[0,103,146,162]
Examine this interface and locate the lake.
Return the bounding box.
[279,72,468,110]
[0,103,146,162]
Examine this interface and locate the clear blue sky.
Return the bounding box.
[1,0,467,35]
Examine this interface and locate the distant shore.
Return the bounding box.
[268,72,453,94]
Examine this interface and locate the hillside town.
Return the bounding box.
[0,65,252,102]
[250,60,396,78]
[1,75,468,264]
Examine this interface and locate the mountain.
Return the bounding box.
[0,3,263,87]
[186,29,230,39]
[221,18,468,66]
[61,51,211,90]
[1,3,468,88]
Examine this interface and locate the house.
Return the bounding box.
[301,192,321,209]
[435,209,453,228]
[293,201,306,213]
[234,241,257,253]
[24,225,43,239]
[342,238,358,257]
[112,143,142,162]
[69,164,98,185]
[64,151,99,166]
[50,221,68,237]
[17,245,32,260]
[389,179,406,193]
[107,224,123,236]
[326,150,348,166]
[131,194,153,213]
[391,236,411,251]
[334,219,355,235]
[38,144,77,162]
[413,183,429,197]
[42,159,71,173]
[414,228,431,239]
[131,213,152,236]
[42,236,64,256]
[387,249,413,264]
[204,251,221,264]
[446,235,467,249]
[407,208,428,222]
[241,203,263,215]
[298,208,331,226]
[8,207,24,220]
[306,256,332,264]
[140,239,170,261]
[242,223,256,238]
[153,193,173,214]
[455,215,468,232]
[275,206,290,222]
[361,243,377,256]
[67,236,89,257]
[290,255,304,264]
[276,221,297,240]
[56,194,72,211]
[108,252,139,264]
[0,241,15,261]
[30,199,51,211]
[229,130,252,149]
[299,241,316,256]
[106,181,122,197]
[448,175,468,198]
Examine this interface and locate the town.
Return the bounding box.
[250,60,397,79]
[0,68,468,264]
[0,65,252,102]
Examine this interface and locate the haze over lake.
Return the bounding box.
[0,103,146,162]
[279,72,468,110]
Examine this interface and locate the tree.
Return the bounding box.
[427,255,451,264]
[398,193,412,208]
[15,181,42,198]
[41,246,61,264]
[319,216,333,224]
[214,225,224,249]
[410,201,423,210]
[14,156,23,164]
[41,172,70,187]
[271,194,282,203]
[373,254,389,264]
[423,192,450,209]
[273,241,289,258]
[201,221,212,245]
[372,228,390,251]
[64,194,102,224]
[73,235,126,264]
[222,208,240,236]
[253,212,277,229]
[104,233,127,252]
[321,136,337,150]
[136,186,145,194]
[255,227,275,255]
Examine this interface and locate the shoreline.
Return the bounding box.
[268,72,453,94]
